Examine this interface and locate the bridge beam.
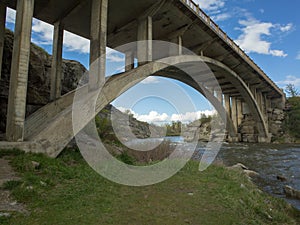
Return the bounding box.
[137,16,152,65]
[6,0,34,141]
[50,21,64,101]
[0,3,5,80]
[89,0,108,90]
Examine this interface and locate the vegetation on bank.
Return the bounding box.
[284,96,300,140]
[1,148,300,225]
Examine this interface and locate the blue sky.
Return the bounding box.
[4,0,300,123]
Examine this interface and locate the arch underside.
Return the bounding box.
[27,55,269,157]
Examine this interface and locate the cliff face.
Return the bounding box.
[0,30,87,134]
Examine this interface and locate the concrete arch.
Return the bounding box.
[96,55,268,139]
[27,55,268,157]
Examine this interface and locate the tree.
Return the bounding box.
[285,84,299,97]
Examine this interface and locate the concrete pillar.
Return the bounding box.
[256,91,263,112]
[231,97,238,132]
[216,91,223,105]
[250,86,256,100]
[6,0,34,141]
[169,36,182,56]
[224,94,231,117]
[0,3,6,80]
[237,99,243,126]
[50,21,64,101]
[89,0,108,90]
[125,51,134,71]
[137,16,152,65]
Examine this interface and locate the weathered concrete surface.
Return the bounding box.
[50,21,64,101]
[6,0,34,142]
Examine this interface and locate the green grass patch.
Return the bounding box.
[3,150,300,225]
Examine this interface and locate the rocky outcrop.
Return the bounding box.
[0,29,87,135]
[97,105,154,141]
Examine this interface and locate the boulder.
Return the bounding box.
[284,185,300,199]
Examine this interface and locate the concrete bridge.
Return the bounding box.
[0,0,285,157]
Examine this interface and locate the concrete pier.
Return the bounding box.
[6,0,34,141]
[0,3,6,80]
[89,0,108,90]
[50,21,64,101]
[125,51,135,71]
[137,16,152,65]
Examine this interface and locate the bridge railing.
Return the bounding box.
[180,0,283,96]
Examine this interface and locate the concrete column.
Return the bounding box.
[169,36,182,56]
[250,86,256,100]
[125,51,134,71]
[137,16,152,65]
[50,21,64,101]
[256,91,263,112]
[6,0,34,141]
[89,0,108,90]
[0,3,6,80]
[216,90,223,105]
[231,97,238,132]
[224,94,231,117]
[237,99,243,126]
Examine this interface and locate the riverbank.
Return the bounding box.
[1,148,299,225]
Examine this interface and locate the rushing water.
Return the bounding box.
[165,137,300,210]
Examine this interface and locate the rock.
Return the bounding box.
[243,170,259,177]
[0,212,11,218]
[31,161,40,169]
[284,185,300,199]
[276,175,287,182]
[230,163,248,170]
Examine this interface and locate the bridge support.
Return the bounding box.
[89,0,108,90]
[125,51,135,71]
[169,36,183,56]
[137,16,152,65]
[6,0,34,141]
[0,3,5,80]
[231,97,238,134]
[50,21,64,101]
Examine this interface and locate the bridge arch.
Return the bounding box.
[25,55,269,157]
[89,55,269,139]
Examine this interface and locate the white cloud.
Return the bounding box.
[297,52,300,60]
[277,75,300,87]
[279,23,293,32]
[6,8,16,24]
[211,13,231,22]
[141,77,160,84]
[235,18,288,57]
[106,49,124,62]
[170,110,216,122]
[116,107,216,124]
[194,0,225,11]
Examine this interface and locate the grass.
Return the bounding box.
[0,148,300,225]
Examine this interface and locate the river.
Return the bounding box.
[165,137,300,210]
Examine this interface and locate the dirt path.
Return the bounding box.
[0,158,27,215]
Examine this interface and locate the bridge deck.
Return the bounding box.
[2,0,284,98]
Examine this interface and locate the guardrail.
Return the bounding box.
[180,0,283,96]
